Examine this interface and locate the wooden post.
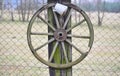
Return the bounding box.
[48,0,72,76]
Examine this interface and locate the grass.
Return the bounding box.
[0,12,120,76]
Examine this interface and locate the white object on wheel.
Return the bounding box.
[54,3,68,16]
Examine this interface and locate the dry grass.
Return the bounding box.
[0,12,120,76]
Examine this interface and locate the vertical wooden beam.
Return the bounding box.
[48,5,56,76]
[48,0,71,76]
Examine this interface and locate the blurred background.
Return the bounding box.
[0,0,120,76]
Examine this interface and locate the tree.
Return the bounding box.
[26,0,31,21]
[74,0,77,23]
[20,0,27,21]
[18,0,41,21]
[78,0,81,21]
[3,0,14,21]
[16,0,21,21]
[0,0,4,20]
[96,0,105,26]
[9,0,14,21]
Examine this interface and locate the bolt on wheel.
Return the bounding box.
[27,3,94,69]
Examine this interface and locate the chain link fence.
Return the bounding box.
[0,0,120,76]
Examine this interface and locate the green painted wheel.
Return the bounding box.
[27,3,94,69]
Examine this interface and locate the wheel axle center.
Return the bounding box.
[54,29,67,41]
[58,32,63,37]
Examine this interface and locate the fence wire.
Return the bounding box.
[0,0,120,76]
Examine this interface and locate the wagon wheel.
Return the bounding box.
[27,3,94,69]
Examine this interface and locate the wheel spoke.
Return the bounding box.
[66,19,85,32]
[34,38,55,51]
[65,39,84,55]
[63,9,72,29]
[49,41,59,62]
[37,15,56,31]
[31,32,53,36]
[67,34,90,39]
[61,42,69,63]
[53,8,60,28]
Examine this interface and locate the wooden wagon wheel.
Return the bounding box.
[27,3,94,69]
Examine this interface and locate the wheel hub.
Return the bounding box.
[54,29,67,41]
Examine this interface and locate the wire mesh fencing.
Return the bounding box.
[0,0,120,76]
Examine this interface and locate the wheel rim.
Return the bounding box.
[27,3,94,69]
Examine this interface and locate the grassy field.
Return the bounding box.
[0,12,120,76]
